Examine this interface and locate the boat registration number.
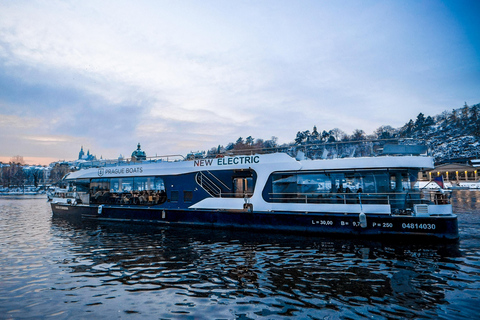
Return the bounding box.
[402,223,436,230]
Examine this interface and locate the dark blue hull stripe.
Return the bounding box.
[51,203,459,240]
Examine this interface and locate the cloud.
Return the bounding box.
[0,0,479,164]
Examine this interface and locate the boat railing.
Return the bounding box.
[53,191,75,198]
[215,138,429,159]
[269,191,449,207]
[71,139,429,171]
[76,154,186,169]
[195,172,222,197]
[205,170,232,192]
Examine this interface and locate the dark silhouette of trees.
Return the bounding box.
[351,129,366,140]
[0,162,26,187]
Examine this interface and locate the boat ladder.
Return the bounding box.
[195,172,222,197]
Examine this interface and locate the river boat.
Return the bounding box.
[50,148,459,240]
[0,186,45,196]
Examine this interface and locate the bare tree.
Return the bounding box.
[10,155,25,165]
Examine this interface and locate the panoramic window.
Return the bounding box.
[267,170,415,203]
[91,178,110,192]
[134,177,155,191]
[154,177,165,191]
[87,176,168,205]
[74,179,90,193]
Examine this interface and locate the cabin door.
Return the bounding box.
[233,177,254,197]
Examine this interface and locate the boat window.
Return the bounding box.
[329,173,345,193]
[376,172,390,193]
[75,179,90,193]
[155,177,165,191]
[87,176,167,205]
[266,170,414,203]
[296,173,332,193]
[121,178,134,192]
[134,177,155,191]
[171,191,179,202]
[91,178,110,192]
[109,178,121,192]
[107,177,165,192]
[184,191,193,202]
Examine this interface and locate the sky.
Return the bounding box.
[0,0,479,165]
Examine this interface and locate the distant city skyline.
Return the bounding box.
[1,0,479,165]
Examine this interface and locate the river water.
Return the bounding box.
[0,191,479,319]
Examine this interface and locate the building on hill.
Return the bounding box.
[131,143,147,161]
[78,146,96,161]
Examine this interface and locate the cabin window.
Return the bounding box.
[75,179,90,193]
[110,178,120,192]
[121,178,134,192]
[266,170,416,203]
[91,178,110,192]
[184,191,193,202]
[155,177,165,191]
[300,173,331,193]
[87,176,167,205]
[134,177,155,191]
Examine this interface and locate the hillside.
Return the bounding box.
[398,102,480,163]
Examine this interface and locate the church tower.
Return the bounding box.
[78,146,85,160]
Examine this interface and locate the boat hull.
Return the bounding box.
[51,203,459,240]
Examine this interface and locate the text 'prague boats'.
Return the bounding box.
[50,143,459,240]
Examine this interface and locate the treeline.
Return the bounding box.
[0,158,71,188]
[399,102,480,139]
[0,162,45,188]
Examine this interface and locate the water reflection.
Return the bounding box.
[2,195,479,319]
[50,217,463,318]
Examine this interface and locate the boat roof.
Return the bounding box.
[64,153,434,180]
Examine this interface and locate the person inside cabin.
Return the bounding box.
[146,190,153,204]
[93,188,103,202]
[129,190,137,204]
[138,191,147,204]
[152,191,159,204]
[356,187,363,204]
[159,190,167,203]
[121,193,130,204]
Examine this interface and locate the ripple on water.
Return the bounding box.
[1,194,480,318]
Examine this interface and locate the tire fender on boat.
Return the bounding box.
[98,205,103,215]
[359,212,367,228]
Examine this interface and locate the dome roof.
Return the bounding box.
[131,143,147,161]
